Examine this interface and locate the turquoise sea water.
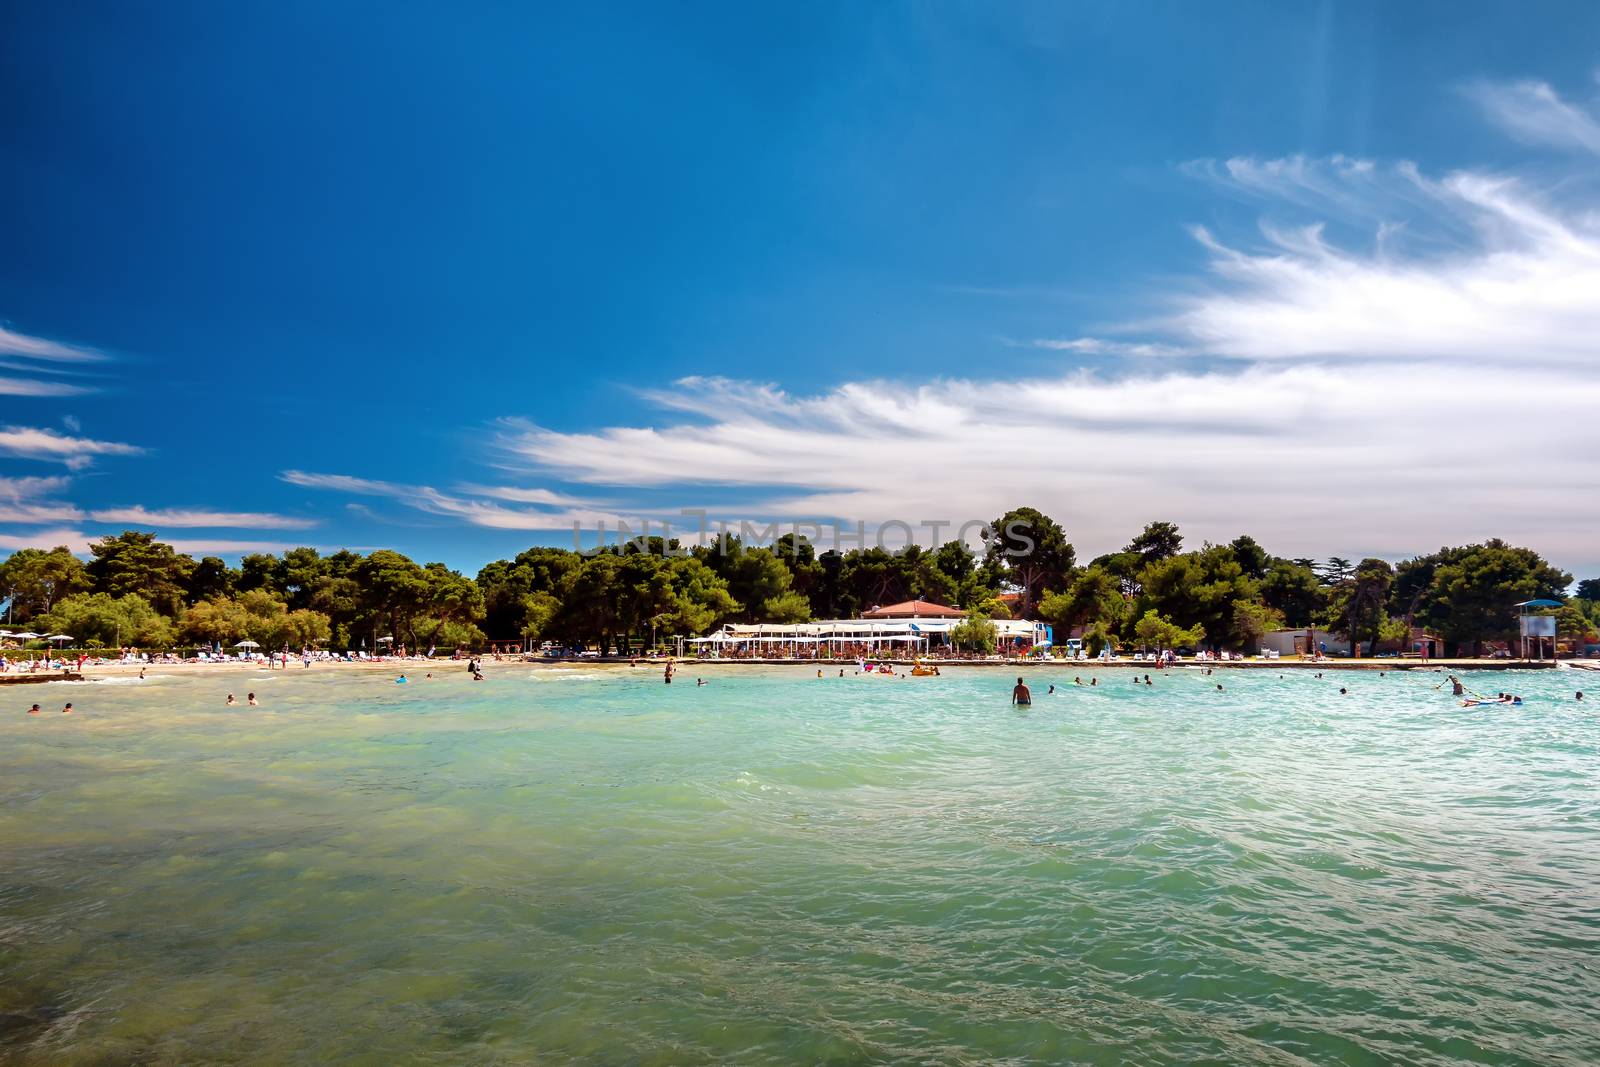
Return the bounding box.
[2,664,1597,1065]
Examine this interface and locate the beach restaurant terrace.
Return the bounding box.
[680,617,1050,657]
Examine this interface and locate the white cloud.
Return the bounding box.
[0,325,105,363]
[0,477,316,534]
[163,538,301,556]
[0,426,142,469]
[456,483,597,507]
[87,506,317,530]
[1466,79,1600,155]
[0,502,85,524]
[1167,163,1600,364]
[0,377,91,397]
[0,476,81,524]
[498,363,1600,569]
[1031,337,1189,357]
[0,528,92,554]
[281,470,622,530]
[0,476,72,500]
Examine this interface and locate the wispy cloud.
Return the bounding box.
[163,538,302,556]
[490,76,1600,570]
[281,470,622,530]
[1166,163,1600,364]
[87,506,317,530]
[1030,337,1189,357]
[0,325,106,363]
[0,475,72,500]
[1465,78,1600,155]
[0,476,80,524]
[0,426,142,470]
[0,377,93,397]
[499,362,1600,565]
[0,528,92,554]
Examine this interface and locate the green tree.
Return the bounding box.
[1136,544,1259,651]
[0,546,90,619]
[1228,535,1270,579]
[984,507,1074,619]
[1132,610,1204,652]
[40,592,172,647]
[236,553,286,595]
[1319,557,1354,585]
[1231,598,1285,652]
[1261,558,1323,628]
[1323,558,1395,655]
[1415,541,1571,655]
[1037,565,1125,635]
[1129,521,1184,566]
[186,556,236,604]
[86,531,194,616]
[477,547,584,639]
[179,596,252,645]
[660,556,739,637]
[949,607,998,653]
[353,550,431,650]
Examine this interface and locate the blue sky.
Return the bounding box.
[4,1,1600,578]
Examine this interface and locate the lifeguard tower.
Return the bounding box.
[1515,599,1561,661]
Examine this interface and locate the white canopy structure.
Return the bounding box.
[678,616,1049,657]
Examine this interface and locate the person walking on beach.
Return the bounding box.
[1012,677,1031,706]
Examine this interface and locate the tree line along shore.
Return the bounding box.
[0,509,1594,660]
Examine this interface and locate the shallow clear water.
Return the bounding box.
[2,664,1597,1065]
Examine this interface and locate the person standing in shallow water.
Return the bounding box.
[1012,677,1031,706]
[664,659,675,685]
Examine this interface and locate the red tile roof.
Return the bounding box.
[861,599,966,619]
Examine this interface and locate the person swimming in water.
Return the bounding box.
[247,692,258,706]
[1047,684,1055,695]
[27,703,41,715]
[396,675,408,685]
[226,693,236,706]
[61,702,72,714]
[697,678,707,687]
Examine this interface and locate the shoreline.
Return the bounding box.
[13,656,1583,683]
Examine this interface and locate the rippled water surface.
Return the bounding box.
[2,664,1598,1064]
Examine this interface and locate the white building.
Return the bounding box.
[1260,628,1351,657]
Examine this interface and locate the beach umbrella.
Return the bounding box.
[12,631,41,639]
[376,635,394,643]
[47,634,74,644]
[235,639,261,649]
